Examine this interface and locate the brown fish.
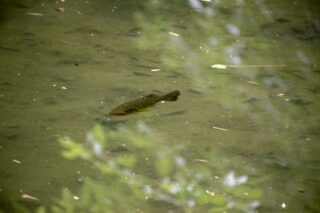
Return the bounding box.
[109,90,180,115]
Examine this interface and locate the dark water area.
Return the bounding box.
[0,0,319,212]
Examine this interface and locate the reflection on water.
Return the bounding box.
[53,123,262,213]
[0,0,319,212]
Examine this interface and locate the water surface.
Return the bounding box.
[0,0,319,212]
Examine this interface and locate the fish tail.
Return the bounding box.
[161,90,180,101]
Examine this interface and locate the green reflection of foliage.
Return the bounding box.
[133,0,225,92]
[37,122,261,213]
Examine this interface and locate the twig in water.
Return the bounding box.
[212,126,229,131]
[26,12,44,16]
[211,64,286,69]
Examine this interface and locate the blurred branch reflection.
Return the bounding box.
[129,1,319,211]
[133,0,319,149]
[47,122,261,212]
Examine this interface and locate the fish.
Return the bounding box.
[109,90,180,115]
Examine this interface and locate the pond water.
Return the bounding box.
[0,0,319,212]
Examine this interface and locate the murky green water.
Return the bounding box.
[0,0,319,212]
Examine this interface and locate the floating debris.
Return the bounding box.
[193,159,209,163]
[246,81,260,85]
[276,93,285,97]
[205,190,215,196]
[212,126,229,132]
[211,64,286,69]
[73,195,80,200]
[13,159,21,164]
[150,68,161,72]
[211,64,227,69]
[21,194,39,202]
[168,32,180,37]
[26,12,44,16]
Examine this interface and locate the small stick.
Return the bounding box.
[212,126,229,131]
[26,12,44,16]
[21,194,40,202]
[193,159,209,163]
[211,64,286,69]
[226,64,286,68]
[168,32,180,37]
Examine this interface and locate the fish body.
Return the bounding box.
[109,90,180,115]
